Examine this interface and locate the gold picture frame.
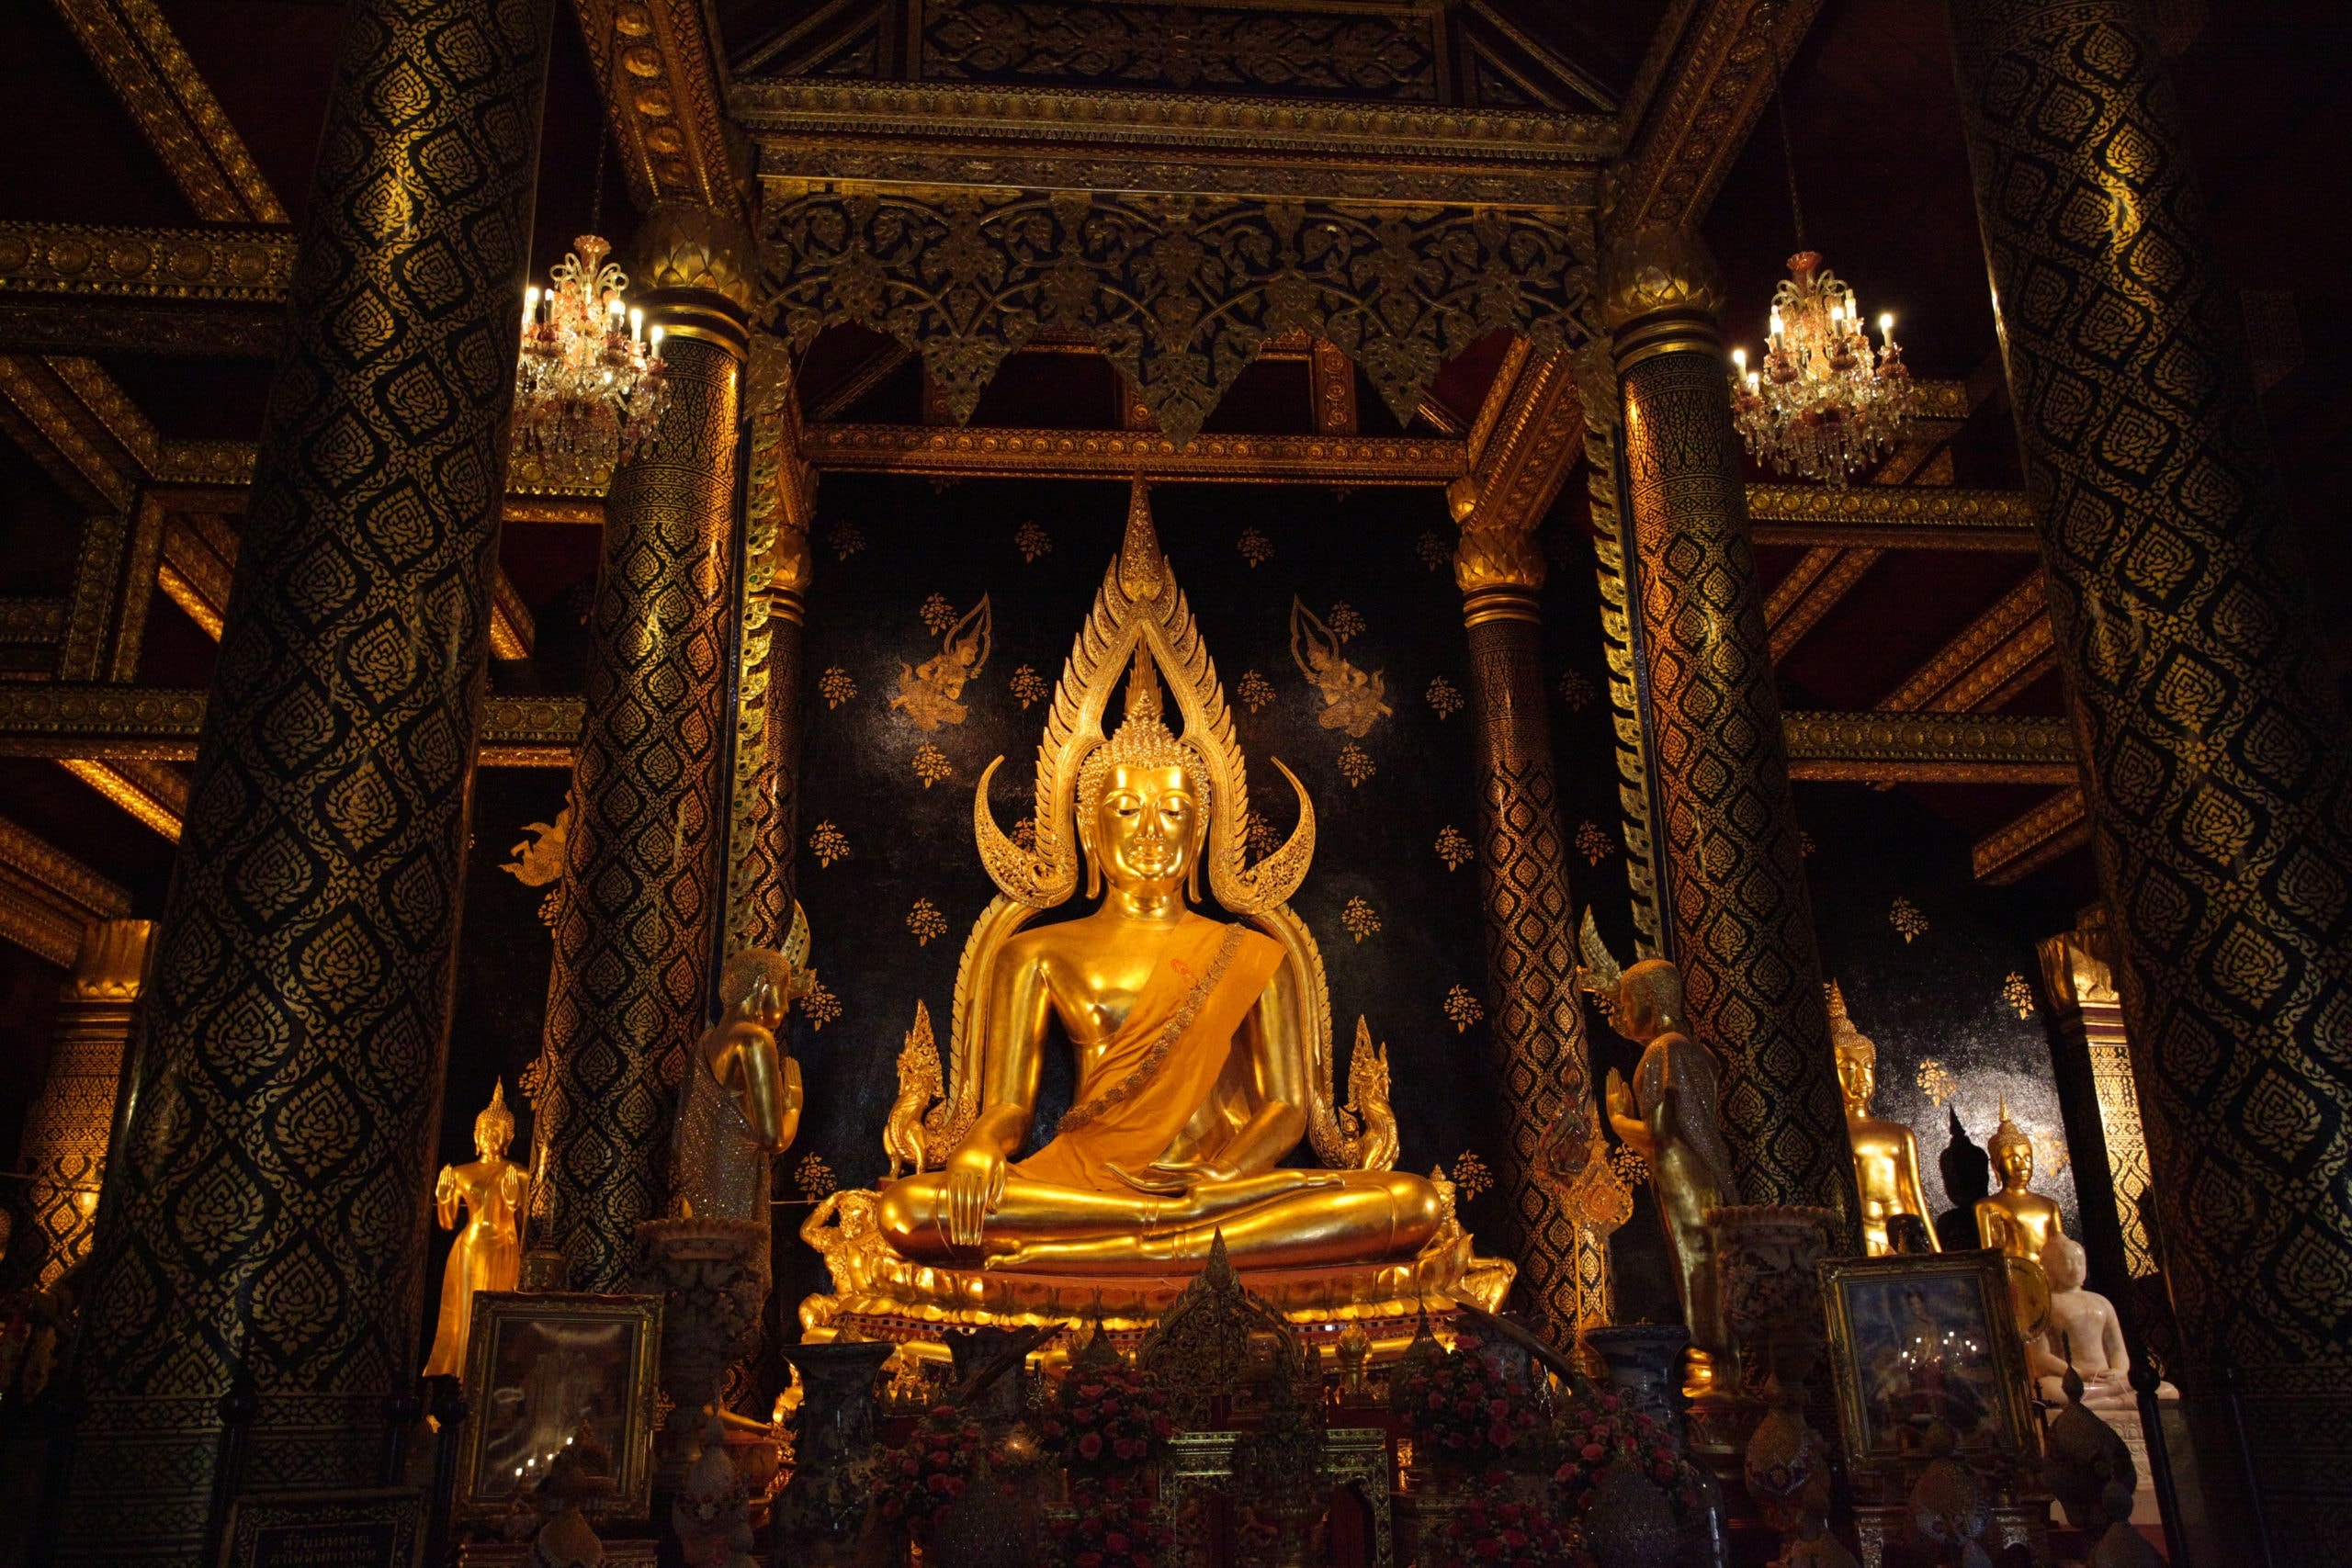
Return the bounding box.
[1818,1250,2034,1467]
[456,1292,662,1522]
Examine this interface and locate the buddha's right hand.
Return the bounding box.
[944,1145,1007,1249]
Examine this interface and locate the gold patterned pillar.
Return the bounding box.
[1600,225,1859,1236]
[1453,509,1596,1346]
[12,919,150,1288]
[725,334,815,953]
[544,201,751,1292]
[57,0,558,1553]
[1951,1,2352,1547]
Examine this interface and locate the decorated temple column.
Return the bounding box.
[1949,0,2352,1548]
[56,0,557,1553]
[725,334,816,954]
[1452,508,1596,1346]
[543,201,752,1292]
[1600,226,1858,1236]
[10,919,151,1289]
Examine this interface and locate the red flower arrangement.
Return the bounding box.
[1551,1394,1701,1519]
[1051,1473,1172,1568]
[1430,1495,1591,1568]
[1396,1337,1544,1472]
[1041,1359,1172,1481]
[871,1403,987,1527]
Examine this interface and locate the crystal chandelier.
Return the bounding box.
[510,234,667,491]
[1729,251,1915,486]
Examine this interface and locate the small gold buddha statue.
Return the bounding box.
[1601,954,1739,1391]
[1974,1101,2064,1262]
[672,945,803,1226]
[424,1081,528,1377]
[1827,983,1938,1258]
[820,482,1491,1329]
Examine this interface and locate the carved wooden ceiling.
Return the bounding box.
[0,0,2343,959]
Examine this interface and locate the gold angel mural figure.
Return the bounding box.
[891,594,992,731]
[1290,597,1391,738]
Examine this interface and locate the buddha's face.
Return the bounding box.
[1617,960,1685,1042]
[2041,1234,2086,1292]
[1837,1047,1875,1108]
[1089,762,1201,895]
[1995,1137,2033,1190]
[475,1119,511,1161]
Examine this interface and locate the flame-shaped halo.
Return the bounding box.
[973,479,1314,915]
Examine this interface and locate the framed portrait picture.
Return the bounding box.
[456,1292,662,1522]
[1818,1251,2034,1466]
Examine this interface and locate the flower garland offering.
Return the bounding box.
[1431,1495,1589,1568]
[1042,1359,1172,1481]
[1053,1473,1172,1568]
[1552,1393,1701,1518]
[1397,1335,1544,1472]
[871,1403,986,1528]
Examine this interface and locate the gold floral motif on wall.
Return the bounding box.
[1556,669,1595,711]
[820,667,857,707]
[1449,1150,1493,1201]
[1238,670,1276,712]
[1416,530,1451,571]
[1916,1058,1958,1107]
[894,595,992,731]
[1337,743,1375,786]
[2001,972,2037,1019]
[1014,520,1051,562]
[907,898,949,945]
[1341,897,1380,942]
[1245,809,1281,862]
[808,820,852,867]
[1443,985,1484,1032]
[1009,663,1048,709]
[795,1152,838,1200]
[1890,896,1929,943]
[1425,676,1464,719]
[911,743,953,787]
[1574,820,1616,865]
[1434,825,1473,871]
[1292,597,1390,738]
[1238,525,1273,567]
[831,522,866,560]
[802,979,842,1030]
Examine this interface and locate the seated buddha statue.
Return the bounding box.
[1975,1101,2064,1262]
[832,482,1484,1324]
[876,649,1442,1273]
[1827,983,1939,1258]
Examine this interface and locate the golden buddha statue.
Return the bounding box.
[808,482,1504,1333]
[1595,942,1738,1388]
[1827,983,1938,1258]
[424,1081,528,1377]
[672,942,805,1226]
[1974,1101,2064,1262]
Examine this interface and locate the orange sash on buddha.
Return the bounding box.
[1012,916,1286,1193]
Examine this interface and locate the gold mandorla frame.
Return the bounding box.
[455,1291,662,1523]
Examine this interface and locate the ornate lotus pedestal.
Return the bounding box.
[635,1215,769,1486]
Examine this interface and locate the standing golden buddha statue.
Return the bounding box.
[1827,983,1938,1258]
[424,1081,528,1377]
[673,942,805,1226]
[1974,1101,2064,1261]
[806,482,1509,1336]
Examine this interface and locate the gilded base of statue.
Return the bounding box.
[802,1226,1510,1356]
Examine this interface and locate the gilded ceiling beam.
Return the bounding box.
[1972,787,2088,886]
[1781,710,2077,784]
[1615,0,1825,231]
[0,687,583,768]
[58,757,186,842]
[1874,573,2052,714]
[48,0,287,224]
[1764,545,1881,662]
[0,812,131,969]
[573,0,747,217]
[1446,344,1584,540]
[1745,484,2041,551]
[802,423,1468,484]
